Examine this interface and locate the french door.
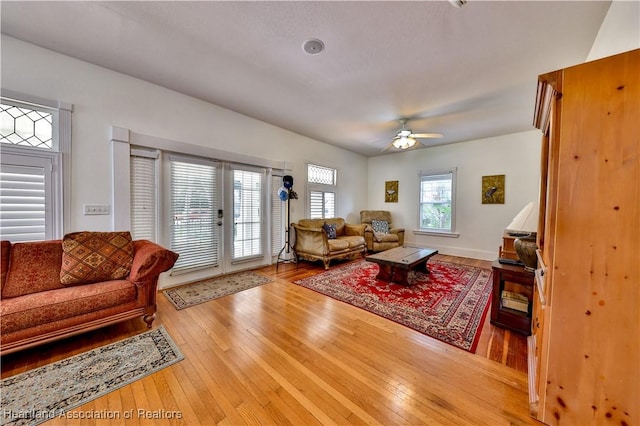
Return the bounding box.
[168,155,223,275]
[165,156,271,279]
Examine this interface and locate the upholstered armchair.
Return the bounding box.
[360,210,405,252]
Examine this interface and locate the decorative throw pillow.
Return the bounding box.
[60,231,134,285]
[322,222,337,239]
[371,219,390,234]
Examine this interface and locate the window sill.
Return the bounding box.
[413,230,460,238]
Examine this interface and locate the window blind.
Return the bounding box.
[271,175,285,255]
[130,151,157,241]
[170,159,219,273]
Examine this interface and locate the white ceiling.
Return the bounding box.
[1,1,612,156]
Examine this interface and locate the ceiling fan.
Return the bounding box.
[385,118,444,151]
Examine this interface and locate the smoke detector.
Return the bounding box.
[302,39,325,55]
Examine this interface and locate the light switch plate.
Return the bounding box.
[83,204,110,215]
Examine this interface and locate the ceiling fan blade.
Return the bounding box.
[411,132,444,139]
[381,141,396,152]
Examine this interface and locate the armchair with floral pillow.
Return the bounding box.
[360,210,405,252]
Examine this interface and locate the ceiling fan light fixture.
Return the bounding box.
[392,136,417,150]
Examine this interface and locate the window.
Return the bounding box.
[130,148,158,242]
[232,167,263,260]
[169,157,220,273]
[418,168,457,234]
[0,96,70,242]
[307,163,337,219]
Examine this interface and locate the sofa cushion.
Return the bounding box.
[340,235,366,249]
[322,222,337,239]
[1,279,137,335]
[2,241,65,299]
[60,231,134,285]
[327,238,350,252]
[374,232,399,243]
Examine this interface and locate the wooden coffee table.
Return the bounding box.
[365,245,439,286]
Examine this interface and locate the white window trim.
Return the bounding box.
[414,167,459,238]
[1,90,72,239]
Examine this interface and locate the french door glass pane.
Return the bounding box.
[170,160,219,273]
[233,169,263,260]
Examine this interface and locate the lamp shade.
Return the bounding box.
[506,202,538,235]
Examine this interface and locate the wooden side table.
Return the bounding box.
[490,260,535,335]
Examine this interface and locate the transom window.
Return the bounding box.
[308,163,336,185]
[1,103,54,150]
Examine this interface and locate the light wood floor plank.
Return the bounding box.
[1,255,537,425]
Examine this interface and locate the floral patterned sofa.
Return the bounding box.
[0,232,178,355]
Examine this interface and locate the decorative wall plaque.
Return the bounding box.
[482,174,505,204]
[385,180,399,202]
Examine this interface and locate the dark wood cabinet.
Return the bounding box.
[490,261,534,336]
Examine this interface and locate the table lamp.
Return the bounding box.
[506,202,538,271]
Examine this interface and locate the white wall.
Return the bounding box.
[2,0,635,266]
[367,131,541,260]
[1,35,368,231]
[587,0,640,61]
[364,0,639,261]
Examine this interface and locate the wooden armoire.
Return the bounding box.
[529,49,639,425]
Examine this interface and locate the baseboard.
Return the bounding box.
[405,243,495,261]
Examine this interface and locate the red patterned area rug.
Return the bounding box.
[293,259,492,353]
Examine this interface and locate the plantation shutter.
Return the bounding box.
[309,190,324,218]
[0,158,52,242]
[169,157,219,273]
[130,149,157,241]
[309,190,335,219]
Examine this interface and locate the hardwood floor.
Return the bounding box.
[2,254,537,425]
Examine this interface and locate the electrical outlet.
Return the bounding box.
[83,204,110,215]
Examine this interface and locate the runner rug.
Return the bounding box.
[163,271,273,310]
[0,326,183,426]
[293,259,492,353]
